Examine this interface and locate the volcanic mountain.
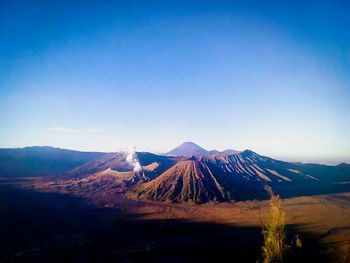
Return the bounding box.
[3,143,349,204]
[166,142,241,157]
[128,150,297,203]
[129,147,350,203]
[69,151,177,179]
[60,151,178,192]
[127,156,269,203]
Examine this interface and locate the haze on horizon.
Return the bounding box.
[1,0,349,164]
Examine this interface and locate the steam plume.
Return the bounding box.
[126,146,142,172]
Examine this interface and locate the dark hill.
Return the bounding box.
[0,146,104,177]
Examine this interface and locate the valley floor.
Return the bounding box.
[1,178,349,262]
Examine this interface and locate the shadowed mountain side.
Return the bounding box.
[67,152,130,177]
[0,185,330,263]
[136,152,178,179]
[241,150,350,183]
[296,162,350,183]
[273,182,350,199]
[0,147,105,178]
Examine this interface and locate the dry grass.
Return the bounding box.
[261,194,287,263]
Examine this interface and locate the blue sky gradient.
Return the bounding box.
[1,0,349,163]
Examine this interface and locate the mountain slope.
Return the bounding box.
[128,159,268,203]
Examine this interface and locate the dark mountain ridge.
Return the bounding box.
[0,146,105,177]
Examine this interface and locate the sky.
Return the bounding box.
[1,0,349,164]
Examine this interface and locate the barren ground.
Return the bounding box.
[1,178,349,262]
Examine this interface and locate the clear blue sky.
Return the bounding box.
[1,0,349,163]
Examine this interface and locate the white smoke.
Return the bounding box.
[126,146,142,172]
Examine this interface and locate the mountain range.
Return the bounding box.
[1,143,350,203]
[166,141,240,156]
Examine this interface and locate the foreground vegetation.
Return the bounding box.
[261,194,287,263]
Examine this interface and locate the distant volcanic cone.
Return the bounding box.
[166,142,209,157]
